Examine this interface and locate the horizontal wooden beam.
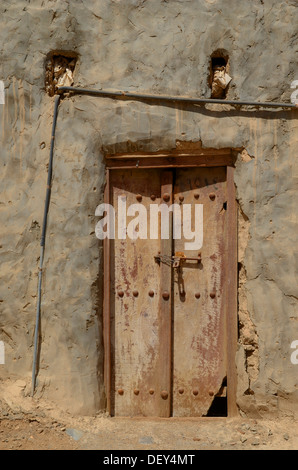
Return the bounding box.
[105,153,233,169]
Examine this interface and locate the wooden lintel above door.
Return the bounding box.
[105,148,233,169]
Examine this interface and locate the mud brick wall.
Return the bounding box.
[0,0,297,416]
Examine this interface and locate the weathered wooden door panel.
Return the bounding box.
[110,169,172,416]
[107,164,235,417]
[172,167,227,416]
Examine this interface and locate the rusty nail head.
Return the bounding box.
[162,291,170,300]
[209,193,216,200]
[209,390,214,396]
[179,195,184,202]
[194,193,200,199]
[163,193,170,202]
[118,389,124,395]
[161,391,168,400]
[193,389,199,396]
[134,389,139,395]
[150,194,156,201]
[178,388,184,395]
[149,389,154,395]
[195,292,201,299]
[133,290,139,297]
[118,290,124,297]
[136,194,142,202]
[210,292,216,299]
[149,290,154,297]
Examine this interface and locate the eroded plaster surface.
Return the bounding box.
[0,0,297,416]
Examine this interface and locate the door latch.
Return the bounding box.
[154,252,202,268]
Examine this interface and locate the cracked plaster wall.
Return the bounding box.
[0,0,297,416]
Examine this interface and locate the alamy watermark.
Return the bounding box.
[0,81,5,104]
[0,341,4,365]
[95,196,203,250]
[290,340,298,365]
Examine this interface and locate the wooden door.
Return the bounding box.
[105,165,236,417]
[172,167,228,416]
[109,169,172,417]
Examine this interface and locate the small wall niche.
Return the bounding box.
[45,51,78,97]
[209,50,232,99]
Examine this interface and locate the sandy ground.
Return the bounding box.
[0,379,297,451]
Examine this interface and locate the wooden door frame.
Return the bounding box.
[103,149,238,417]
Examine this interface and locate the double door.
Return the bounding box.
[104,165,237,417]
